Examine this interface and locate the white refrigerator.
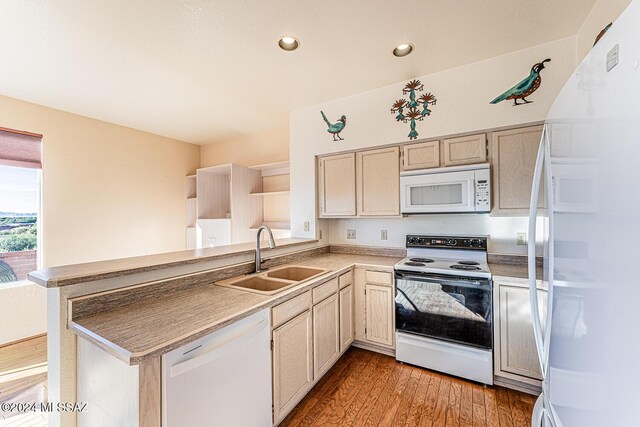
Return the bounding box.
[528,1,640,426]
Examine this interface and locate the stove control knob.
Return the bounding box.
[447,239,457,246]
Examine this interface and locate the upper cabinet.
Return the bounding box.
[318,153,357,217]
[356,147,400,216]
[490,126,544,215]
[442,133,487,166]
[402,140,440,170]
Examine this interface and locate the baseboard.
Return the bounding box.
[494,375,541,395]
[0,333,46,349]
[352,340,395,357]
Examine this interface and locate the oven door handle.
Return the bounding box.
[396,275,490,290]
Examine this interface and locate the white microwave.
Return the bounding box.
[400,163,491,214]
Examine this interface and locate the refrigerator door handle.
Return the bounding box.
[541,125,555,376]
[528,125,548,374]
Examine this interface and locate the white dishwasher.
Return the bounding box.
[162,309,272,427]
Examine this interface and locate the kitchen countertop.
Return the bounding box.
[69,252,401,365]
[29,237,317,288]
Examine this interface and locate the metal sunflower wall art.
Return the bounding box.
[391,79,437,140]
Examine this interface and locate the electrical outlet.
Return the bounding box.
[304,221,309,232]
[347,229,356,239]
[517,232,527,245]
[381,230,388,240]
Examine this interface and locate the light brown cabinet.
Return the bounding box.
[490,126,544,215]
[365,283,394,348]
[312,293,340,379]
[493,279,547,390]
[318,153,356,217]
[272,311,313,423]
[402,140,440,170]
[356,146,400,216]
[442,133,487,166]
[339,284,354,352]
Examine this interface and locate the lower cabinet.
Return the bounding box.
[313,293,340,379]
[365,283,394,347]
[339,284,355,352]
[272,310,313,423]
[494,278,548,389]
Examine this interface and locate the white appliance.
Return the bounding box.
[400,163,490,214]
[394,235,493,385]
[162,309,272,427]
[528,2,640,425]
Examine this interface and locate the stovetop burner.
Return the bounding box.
[457,260,480,266]
[409,258,434,263]
[405,261,426,267]
[450,264,482,271]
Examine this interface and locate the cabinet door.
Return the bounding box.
[402,141,440,170]
[442,133,487,166]
[498,284,547,380]
[365,284,394,347]
[356,147,400,216]
[318,153,356,217]
[491,126,544,215]
[339,284,355,352]
[272,311,313,423]
[313,293,340,379]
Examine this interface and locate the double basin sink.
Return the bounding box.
[215,265,330,295]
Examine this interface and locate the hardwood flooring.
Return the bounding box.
[0,335,48,426]
[280,347,534,427]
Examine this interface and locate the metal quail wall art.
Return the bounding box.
[320,111,347,141]
[490,59,551,106]
[391,79,437,140]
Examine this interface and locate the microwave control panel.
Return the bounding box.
[475,169,491,212]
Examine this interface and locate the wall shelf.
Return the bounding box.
[249,191,290,197]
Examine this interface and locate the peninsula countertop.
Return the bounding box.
[68,252,401,365]
[29,237,318,288]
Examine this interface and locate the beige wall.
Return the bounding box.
[290,36,577,255]
[200,122,289,167]
[0,95,200,344]
[576,0,632,61]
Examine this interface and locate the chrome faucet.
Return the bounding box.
[255,225,276,273]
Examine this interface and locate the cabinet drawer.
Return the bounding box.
[313,278,339,304]
[338,271,353,289]
[272,290,311,328]
[364,270,392,286]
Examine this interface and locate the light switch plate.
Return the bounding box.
[517,232,527,245]
[347,229,356,239]
[381,230,388,240]
[304,221,309,232]
[319,229,323,239]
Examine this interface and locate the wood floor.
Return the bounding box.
[0,335,48,426]
[280,347,534,427]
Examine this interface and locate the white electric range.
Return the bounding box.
[394,235,494,385]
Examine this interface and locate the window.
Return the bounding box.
[0,128,42,284]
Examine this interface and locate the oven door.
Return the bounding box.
[395,271,493,349]
[400,170,476,213]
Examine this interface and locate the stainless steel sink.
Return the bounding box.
[215,265,329,295]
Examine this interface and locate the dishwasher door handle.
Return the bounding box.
[170,318,268,378]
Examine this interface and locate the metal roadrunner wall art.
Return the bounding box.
[391,79,437,140]
[320,111,347,141]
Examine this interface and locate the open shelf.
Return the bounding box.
[250,221,290,231]
[250,190,290,197]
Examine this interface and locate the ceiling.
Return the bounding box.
[1,0,595,145]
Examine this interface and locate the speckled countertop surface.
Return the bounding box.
[69,253,401,365]
[29,238,317,288]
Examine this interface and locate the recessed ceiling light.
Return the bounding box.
[278,36,299,51]
[393,43,414,57]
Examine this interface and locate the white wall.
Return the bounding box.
[290,37,577,254]
[576,0,633,61]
